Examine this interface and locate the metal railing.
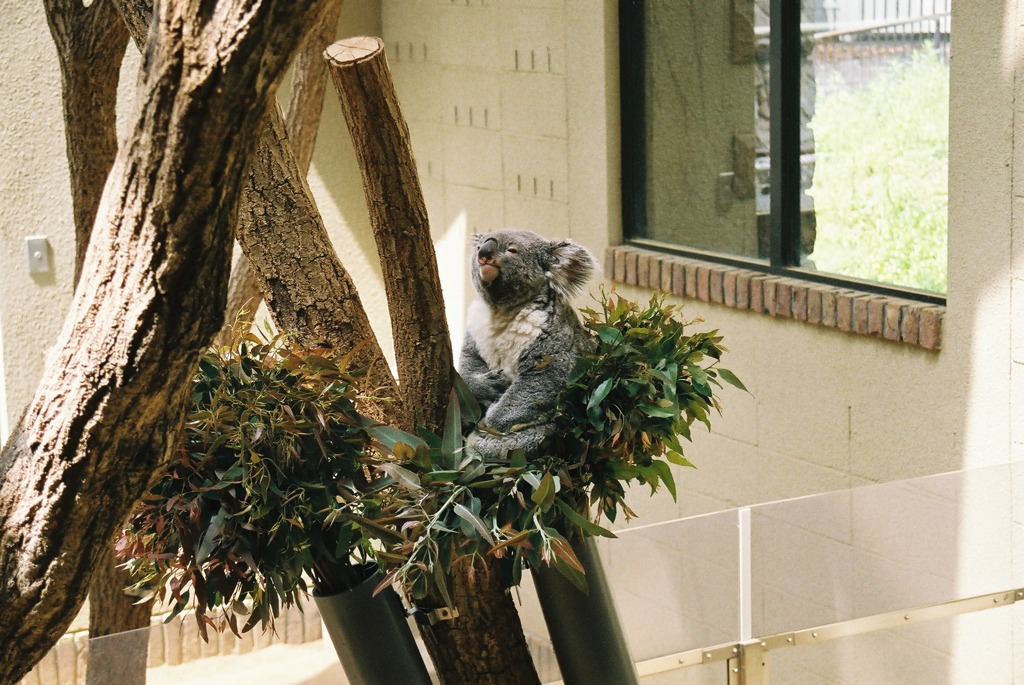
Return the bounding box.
[635,579,1023,684]
[533,462,1022,684]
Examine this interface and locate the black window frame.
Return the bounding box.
[618,0,946,307]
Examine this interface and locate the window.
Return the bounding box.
[620,0,950,303]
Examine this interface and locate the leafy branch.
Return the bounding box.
[118,291,746,629]
[365,289,746,601]
[117,324,378,637]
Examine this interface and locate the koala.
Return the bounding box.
[460,229,596,461]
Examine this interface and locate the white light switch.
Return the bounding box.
[25,236,50,274]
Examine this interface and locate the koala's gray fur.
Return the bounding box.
[460,229,596,461]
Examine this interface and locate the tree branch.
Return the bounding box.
[326,37,453,433]
[324,37,539,685]
[115,0,399,421]
[42,1,155,669]
[42,0,129,285]
[215,0,346,343]
[237,102,401,417]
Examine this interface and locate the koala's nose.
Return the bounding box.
[478,238,497,261]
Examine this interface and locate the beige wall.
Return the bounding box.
[0,0,75,442]
[381,0,619,347]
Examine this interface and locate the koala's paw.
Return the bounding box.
[465,424,552,462]
[466,370,510,408]
[481,370,510,398]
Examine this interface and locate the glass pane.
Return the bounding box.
[515,508,741,683]
[569,464,1018,683]
[639,2,766,262]
[802,1,951,292]
[21,609,342,685]
[751,464,1018,683]
[767,611,1016,685]
[605,511,742,659]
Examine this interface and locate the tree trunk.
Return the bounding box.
[325,37,541,685]
[424,558,542,685]
[42,3,159,678]
[0,2,327,682]
[42,0,128,286]
[117,0,400,415]
[215,0,346,345]
[325,37,453,433]
[41,3,154,678]
[236,102,401,419]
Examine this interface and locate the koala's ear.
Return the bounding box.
[546,239,595,298]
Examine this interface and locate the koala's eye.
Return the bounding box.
[506,246,519,254]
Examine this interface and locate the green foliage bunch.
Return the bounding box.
[550,289,745,522]
[362,383,609,604]
[117,327,374,636]
[369,290,744,599]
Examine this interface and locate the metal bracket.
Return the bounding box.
[414,606,459,625]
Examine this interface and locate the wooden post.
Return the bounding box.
[324,38,542,685]
[324,37,452,434]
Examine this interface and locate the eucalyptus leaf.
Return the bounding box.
[364,421,426,454]
[531,472,557,511]
[597,326,624,346]
[378,463,421,490]
[551,555,589,594]
[553,498,616,538]
[441,389,463,464]
[650,459,677,500]
[717,367,749,392]
[120,328,376,633]
[452,371,483,426]
[587,378,614,411]
[453,503,495,545]
[665,451,695,469]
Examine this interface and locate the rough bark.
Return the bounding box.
[236,102,400,417]
[326,37,453,433]
[42,1,155,678]
[214,0,346,345]
[426,558,542,685]
[41,0,150,653]
[119,0,400,409]
[0,1,327,682]
[325,37,540,685]
[42,0,129,286]
[161,0,402,419]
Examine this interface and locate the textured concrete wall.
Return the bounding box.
[0,0,76,442]
[381,0,619,344]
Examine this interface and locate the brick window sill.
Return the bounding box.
[605,246,943,350]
